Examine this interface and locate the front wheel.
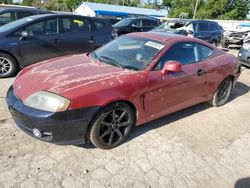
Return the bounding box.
[0,53,17,78]
[209,78,233,107]
[89,102,135,149]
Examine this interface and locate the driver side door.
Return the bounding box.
[145,42,208,121]
[15,17,62,66]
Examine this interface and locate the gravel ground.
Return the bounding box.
[0,49,250,188]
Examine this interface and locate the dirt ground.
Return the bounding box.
[0,49,250,188]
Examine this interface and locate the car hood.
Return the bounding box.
[13,54,134,101]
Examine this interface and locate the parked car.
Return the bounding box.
[238,39,250,67]
[176,20,224,46]
[0,5,51,26]
[113,17,160,35]
[154,22,189,35]
[161,19,190,29]
[0,14,116,78]
[222,30,250,48]
[6,32,241,149]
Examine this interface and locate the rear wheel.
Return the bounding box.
[209,78,233,107]
[221,42,229,48]
[89,102,135,149]
[211,40,218,46]
[0,53,17,78]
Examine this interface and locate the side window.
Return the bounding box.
[156,42,199,69]
[197,22,209,32]
[18,12,34,19]
[142,19,151,27]
[93,21,105,30]
[132,19,141,27]
[0,12,15,23]
[61,17,89,33]
[197,44,214,60]
[15,18,58,36]
[210,23,219,31]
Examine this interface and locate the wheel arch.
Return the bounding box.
[85,99,138,139]
[0,50,21,69]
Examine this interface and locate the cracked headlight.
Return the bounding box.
[24,91,70,112]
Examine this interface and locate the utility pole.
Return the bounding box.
[193,0,199,19]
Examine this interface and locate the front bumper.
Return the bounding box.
[6,87,100,145]
[222,37,243,45]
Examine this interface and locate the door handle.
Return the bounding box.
[88,36,95,43]
[197,69,206,76]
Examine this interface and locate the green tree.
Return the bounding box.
[21,0,33,6]
[63,0,82,11]
[0,0,13,4]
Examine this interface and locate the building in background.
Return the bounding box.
[75,2,167,20]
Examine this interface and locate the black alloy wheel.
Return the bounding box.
[89,102,135,149]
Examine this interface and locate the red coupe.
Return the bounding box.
[6,32,241,149]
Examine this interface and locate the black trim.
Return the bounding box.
[6,86,100,145]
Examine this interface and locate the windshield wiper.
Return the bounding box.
[99,55,123,68]
[89,52,101,62]
[122,65,139,71]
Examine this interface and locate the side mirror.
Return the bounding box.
[161,61,182,76]
[20,30,30,40]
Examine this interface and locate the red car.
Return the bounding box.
[6,32,241,149]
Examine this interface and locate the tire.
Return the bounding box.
[89,102,135,149]
[221,42,229,48]
[209,78,233,107]
[212,40,218,46]
[0,53,17,78]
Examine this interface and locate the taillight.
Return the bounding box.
[111,29,118,39]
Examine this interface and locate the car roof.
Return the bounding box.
[190,20,218,24]
[16,13,81,20]
[0,6,49,12]
[128,31,188,43]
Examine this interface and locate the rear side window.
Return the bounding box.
[142,19,151,27]
[197,22,209,32]
[210,23,219,31]
[93,21,105,30]
[0,12,15,23]
[19,12,34,19]
[61,17,90,33]
[197,44,214,60]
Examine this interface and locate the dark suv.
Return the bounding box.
[0,14,115,78]
[177,20,224,45]
[113,17,160,35]
[0,6,50,26]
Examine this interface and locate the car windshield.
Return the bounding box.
[156,22,173,31]
[113,18,134,27]
[91,36,165,70]
[0,17,34,33]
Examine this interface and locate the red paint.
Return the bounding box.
[13,33,241,126]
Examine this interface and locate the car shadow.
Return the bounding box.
[77,81,249,149]
[229,81,250,102]
[235,177,250,188]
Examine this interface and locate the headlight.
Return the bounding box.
[24,91,70,112]
[242,43,250,50]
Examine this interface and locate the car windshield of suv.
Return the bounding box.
[91,36,165,70]
[157,22,170,30]
[0,17,34,33]
[113,18,134,27]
